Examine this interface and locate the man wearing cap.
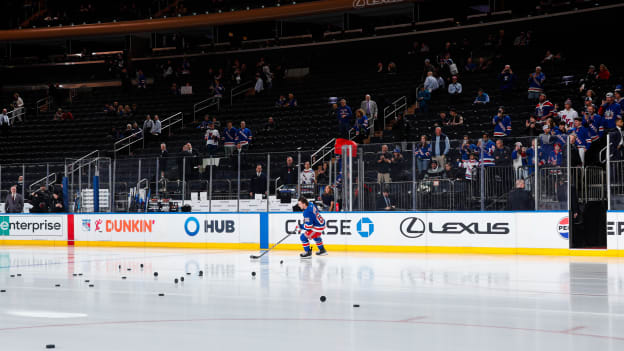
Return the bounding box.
[535,93,555,121]
[447,75,463,107]
[558,99,578,128]
[599,92,622,131]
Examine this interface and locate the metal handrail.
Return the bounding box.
[36,96,52,116]
[7,107,25,124]
[193,96,220,121]
[29,173,57,192]
[230,80,253,105]
[383,95,407,128]
[311,138,336,168]
[114,112,183,157]
[67,150,100,170]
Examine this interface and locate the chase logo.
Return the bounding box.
[184,217,200,237]
[557,217,569,240]
[356,217,374,238]
[0,216,8,236]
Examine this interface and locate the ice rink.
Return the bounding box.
[1,246,624,350]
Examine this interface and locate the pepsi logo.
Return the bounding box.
[557,217,569,240]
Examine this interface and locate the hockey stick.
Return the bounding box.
[250,232,293,259]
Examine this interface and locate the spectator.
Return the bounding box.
[159,143,168,179]
[538,124,552,146]
[387,62,397,74]
[524,115,540,137]
[284,93,297,107]
[316,162,329,185]
[151,115,162,140]
[492,107,512,137]
[459,152,480,180]
[506,179,534,211]
[473,88,490,105]
[249,164,267,198]
[197,115,212,130]
[415,135,431,176]
[438,112,448,126]
[583,105,603,142]
[597,64,610,81]
[570,117,591,162]
[143,115,153,141]
[431,127,450,166]
[442,162,460,180]
[204,122,220,157]
[281,157,297,186]
[425,160,443,178]
[376,145,392,183]
[131,122,142,138]
[137,69,146,89]
[579,65,597,94]
[12,93,24,121]
[54,108,63,120]
[376,62,384,73]
[264,116,277,132]
[353,109,368,144]
[50,192,65,213]
[211,79,224,98]
[360,94,378,122]
[336,99,353,138]
[275,95,286,107]
[583,95,596,114]
[558,99,578,128]
[447,108,464,126]
[548,143,563,167]
[236,121,252,152]
[180,82,193,95]
[170,83,179,96]
[528,66,545,100]
[423,71,439,93]
[376,189,396,211]
[390,148,405,181]
[535,93,555,121]
[254,73,264,94]
[464,57,477,72]
[320,185,334,211]
[498,64,516,102]
[0,108,10,135]
[222,121,238,158]
[5,186,23,213]
[416,86,431,114]
[300,161,315,185]
[599,92,622,131]
[447,75,463,106]
[493,139,511,166]
[479,133,496,167]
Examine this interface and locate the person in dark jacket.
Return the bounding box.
[506,179,534,210]
[249,164,267,198]
[281,157,297,186]
[493,139,511,166]
[376,189,396,211]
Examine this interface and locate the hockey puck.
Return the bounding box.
[121,276,127,280]
[353,304,360,308]
[127,268,131,271]
[154,272,158,277]
[55,284,61,287]
[73,273,78,277]
[89,284,94,288]
[320,296,326,302]
[78,273,83,276]
[45,344,55,349]
[0,290,6,293]
[251,272,256,277]
[17,274,21,277]
[158,293,165,297]
[84,280,90,283]
[186,272,191,275]
[10,275,14,278]
[174,278,178,284]
[180,277,184,282]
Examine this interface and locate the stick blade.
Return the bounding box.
[250,255,260,259]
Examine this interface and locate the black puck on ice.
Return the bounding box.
[55,284,61,287]
[45,344,55,349]
[186,272,191,275]
[0,290,6,293]
[10,275,14,278]
[89,284,94,288]
[84,280,90,283]
[353,304,360,308]
[78,273,83,276]
[121,276,127,280]
[73,273,78,277]
[158,293,165,296]
[251,271,256,277]
[154,272,158,277]
[320,296,326,302]
[127,268,131,271]
[174,278,178,284]
[17,274,21,277]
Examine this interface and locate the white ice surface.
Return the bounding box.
[1,247,624,350]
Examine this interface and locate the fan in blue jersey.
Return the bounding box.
[236,121,253,150]
[570,117,591,151]
[297,196,327,259]
[221,121,238,157]
[599,92,622,131]
[492,107,512,137]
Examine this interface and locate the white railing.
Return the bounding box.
[28,173,57,192]
[230,80,253,105]
[114,112,183,157]
[7,107,25,124]
[383,96,407,128]
[193,96,220,121]
[67,150,101,171]
[36,96,52,116]
[311,138,336,168]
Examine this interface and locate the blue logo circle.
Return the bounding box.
[184,217,200,237]
[357,217,374,238]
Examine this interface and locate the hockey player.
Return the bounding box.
[297,196,327,258]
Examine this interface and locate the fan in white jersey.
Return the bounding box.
[300,161,316,185]
[557,99,578,128]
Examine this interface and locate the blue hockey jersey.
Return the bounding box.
[337,105,353,125]
[237,127,252,145]
[493,115,512,137]
[222,127,238,146]
[600,102,621,130]
[299,202,326,232]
